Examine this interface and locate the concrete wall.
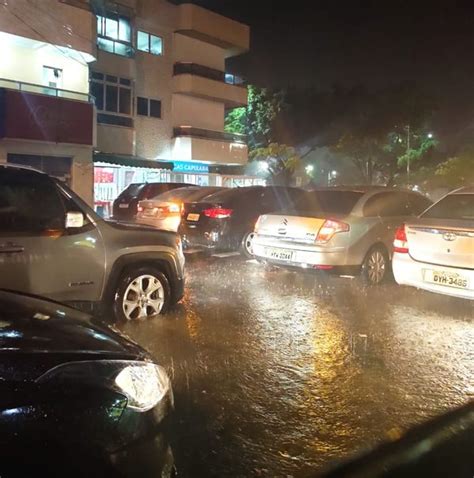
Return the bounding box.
[0,0,96,58]
[173,34,225,71]
[172,136,247,165]
[172,94,224,131]
[0,38,89,94]
[0,140,94,205]
[96,124,135,157]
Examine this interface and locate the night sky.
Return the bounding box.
[177,1,474,93]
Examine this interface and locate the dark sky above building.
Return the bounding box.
[178,1,474,94]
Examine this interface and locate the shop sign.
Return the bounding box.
[173,161,209,174]
[94,167,114,183]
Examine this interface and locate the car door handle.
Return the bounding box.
[0,243,25,254]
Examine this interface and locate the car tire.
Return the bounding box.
[361,245,390,285]
[113,267,171,322]
[240,231,256,258]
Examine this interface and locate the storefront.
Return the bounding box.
[93,154,265,217]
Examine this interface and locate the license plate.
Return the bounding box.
[187,213,200,222]
[119,203,129,209]
[144,209,157,217]
[265,247,294,261]
[423,269,469,289]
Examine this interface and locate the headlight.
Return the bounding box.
[36,360,171,413]
[115,363,170,412]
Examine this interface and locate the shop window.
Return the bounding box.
[136,96,162,119]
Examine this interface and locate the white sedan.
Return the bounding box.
[393,187,474,300]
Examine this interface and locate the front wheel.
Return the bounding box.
[113,267,171,322]
[361,246,389,285]
[240,231,256,258]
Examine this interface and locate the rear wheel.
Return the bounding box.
[240,231,256,258]
[113,267,170,322]
[362,245,389,285]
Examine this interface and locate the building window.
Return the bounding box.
[137,31,163,56]
[91,72,133,126]
[136,97,162,118]
[97,14,133,57]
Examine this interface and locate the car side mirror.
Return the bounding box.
[65,211,84,229]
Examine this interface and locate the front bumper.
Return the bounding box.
[393,252,474,300]
[252,236,348,268]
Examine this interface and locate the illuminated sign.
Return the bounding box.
[173,161,209,174]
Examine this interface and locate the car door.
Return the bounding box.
[0,168,106,303]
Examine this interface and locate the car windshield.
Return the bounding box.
[119,183,144,199]
[423,193,474,220]
[294,190,364,214]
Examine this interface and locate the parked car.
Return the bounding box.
[136,186,224,232]
[393,187,474,300]
[179,186,307,257]
[113,182,193,221]
[0,164,185,322]
[252,187,432,284]
[0,289,175,477]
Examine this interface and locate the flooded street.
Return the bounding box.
[120,255,473,478]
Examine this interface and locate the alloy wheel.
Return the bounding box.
[244,232,256,256]
[122,274,165,320]
[367,250,386,284]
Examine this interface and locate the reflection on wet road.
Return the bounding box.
[120,256,473,477]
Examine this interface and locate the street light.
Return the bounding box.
[427,132,433,139]
[259,161,269,172]
[305,165,314,174]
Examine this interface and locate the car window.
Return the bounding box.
[407,194,432,215]
[118,183,144,199]
[363,192,412,217]
[297,190,363,215]
[0,170,66,236]
[423,193,474,220]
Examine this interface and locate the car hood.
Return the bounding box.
[0,290,147,359]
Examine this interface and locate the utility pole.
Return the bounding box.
[406,124,411,182]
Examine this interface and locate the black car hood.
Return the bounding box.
[0,290,147,359]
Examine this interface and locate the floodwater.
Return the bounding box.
[120,255,473,477]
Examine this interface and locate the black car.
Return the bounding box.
[0,290,175,477]
[113,182,193,220]
[179,186,306,256]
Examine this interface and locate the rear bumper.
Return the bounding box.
[180,225,233,251]
[136,216,181,232]
[393,253,474,300]
[252,236,348,267]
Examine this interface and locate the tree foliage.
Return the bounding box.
[433,149,474,187]
[225,85,286,151]
[250,143,301,185]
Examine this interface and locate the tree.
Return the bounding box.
[433,149,474,187]
[250,143,301,185]
[225,85,286,150]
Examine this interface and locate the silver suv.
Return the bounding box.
[0,164,185,321]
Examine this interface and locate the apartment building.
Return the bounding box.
[0,0,253,210]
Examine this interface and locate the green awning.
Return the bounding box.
[93,153,173,170]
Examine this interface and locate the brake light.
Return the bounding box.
[394,224,409,253]
[315,219,350,244]
[254,215,264,232]
[137,205,144,213]
[203,208,233,219]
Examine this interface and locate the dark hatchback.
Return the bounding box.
[113,182,193,221]
[0,290,175,477]
[179,186,306,256]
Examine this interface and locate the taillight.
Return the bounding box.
[203,208,233,219]
[137,205,144,213]
[394,224,409,253]
[315,219,350,244]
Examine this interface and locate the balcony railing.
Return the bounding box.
[0,78,94,103]
[174,126,247,144]
[173,63,246,88]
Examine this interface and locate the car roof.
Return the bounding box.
[0,163,46,174]
[310,185,414,194]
